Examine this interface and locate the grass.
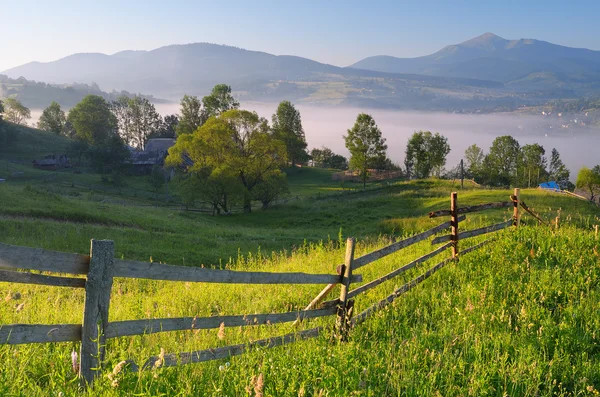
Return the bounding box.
[2,127,600,395]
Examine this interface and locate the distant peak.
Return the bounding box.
[479,32,503,40]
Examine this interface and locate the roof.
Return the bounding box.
[539,181,560,191]
[145,138,176,154]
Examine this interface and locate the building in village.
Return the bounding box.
[128,138,176,175]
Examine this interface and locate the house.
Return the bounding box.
[32,154,70,170]
[128,138,176,175]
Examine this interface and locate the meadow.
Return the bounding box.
[1,128,600,395]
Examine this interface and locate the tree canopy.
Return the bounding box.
[272,101,308,165]
[201,84,239,120]
[481,135,520,186]
[576,166,600,202]
[37,101,66,134]
[344,113,387,188]
[176,95,203,135]
[548,148,570,187]
[167,109,287,213]
[404,131,450,179]
[67,95,117,146]
[111,95,161,149]
[3,98,31,125]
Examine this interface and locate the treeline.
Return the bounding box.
[464,136,572,189]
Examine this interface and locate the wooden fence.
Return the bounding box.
[0,188,547,388]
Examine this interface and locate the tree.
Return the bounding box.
[328,154,349,170]
[66,138,89,165]
[111,95,161,149]
[86,135,130,182]
[482,135,520,186]
[576,167,600,202]
[3,98,31,125]
[272,101,308,166]
[176,95,203,135]
[464,144,484,179]
[151,114,179,138]
[548,148,570,187]
[520,144,547,187]
[344,113,387,189]
[404,131,450,179]
[0,99,4,120]
[148,165,165,193]
[167,109,287,213]
[311,147,334,167]
[252,170,289,209]
[67,95,117,146]
[201,84,239,120]
[37,101,66,134]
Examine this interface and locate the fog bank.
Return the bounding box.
[157,102,600,179]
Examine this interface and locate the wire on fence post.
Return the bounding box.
[451,192,459,259]
[513,188,521,227]
[335,237,355,341]
[80,239,115,388]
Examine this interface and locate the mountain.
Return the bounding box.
[1,43,505,108]
[350,33,600,89]
[3,36,600,112]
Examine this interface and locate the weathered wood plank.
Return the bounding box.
[0,242,90,275]
[126,327,322,372]
[351,257,454,327]
[335,238,355,341]
[519,200,550,226]
[431,219,513,245]
[428,201,512,218]
[352,215,465,270]
[113,259,361,284]
[80,240,115,387]
[0,269,86,288]
[105,307,336,338]
[293,283,337,326]
[513,188,521,227]
[347,242,452,299]
[0,324,81,344]
[460,239,494,256]
[451,192,459,258]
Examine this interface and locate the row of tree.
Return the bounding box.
[464,136,571,188]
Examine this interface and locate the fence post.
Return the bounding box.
[335,237,355,341]
[513,188,521,227]
[80,239,115,388]
[555,216,560,230]
[451,192,459,259]
[595,225,598,240]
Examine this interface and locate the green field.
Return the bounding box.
[1,126,600,396]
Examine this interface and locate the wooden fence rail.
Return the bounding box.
[1,190,539,388]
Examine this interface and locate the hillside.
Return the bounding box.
[1,172,600,395]
[351,33,600,94]
[0,74,165,109]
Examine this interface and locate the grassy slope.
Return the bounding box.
[2,127,600,395]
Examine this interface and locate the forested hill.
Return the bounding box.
[0,74,164,109]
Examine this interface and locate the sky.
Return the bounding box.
[1,0,600,72]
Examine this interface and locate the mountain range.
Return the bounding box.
[3,33,600,111]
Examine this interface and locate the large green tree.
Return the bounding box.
[576,166,600,202]
[111,95,161,149]
[520,143,547,187]
[272,101,308,166]
[482,135,520,186]
[404,131,450,179]
[344,113,387,189]
[548,148,570,186]
[37,101,66,134]
[201,84,239,120]
[176,95,203,135]
[464,144,484,180]
[67,95,117,146]
[4,98,31,125]
[167,109,287,213]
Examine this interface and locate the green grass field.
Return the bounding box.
[1,127,600,396]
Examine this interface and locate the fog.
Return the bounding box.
[29,103,600,179]
[156,102,600,179]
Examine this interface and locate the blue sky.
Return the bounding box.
[1,0,599,72]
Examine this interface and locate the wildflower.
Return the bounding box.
[219,365,225,371]
[225,362,230,368]
[218,322,226,340]
[71,350,79,374]
[15,303,25,312]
